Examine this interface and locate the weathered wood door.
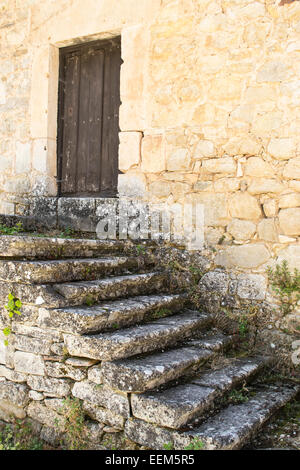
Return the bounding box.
[57,38,121,197]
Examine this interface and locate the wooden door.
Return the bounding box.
[57,38,121,197]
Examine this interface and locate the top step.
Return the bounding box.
[0,235,147,260]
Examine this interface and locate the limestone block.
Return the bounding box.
[283,158,300,180]
[214,178,240,193]
[87,365,103,384]
[13,142,31,174]
[13,335,52,355]
[248,179,285,195]
[268,138,296,160]
[0,365,27,383]
[227,219,256,241]
[215,244,270,269]
[236,274,267,300]
[65,357,98,367]
[186,193,229,226]
[0,381,29,406]
[257,218,279,242]
[29,390,44,401]
[148,180,171,198]
[118,171,146,198]
[244,157,274,177]
[198,271,229,295]
[72,381,130,417]
[279,208,300,236]
[257,61,289,83]
[202,157,236,175]
[263,199,278,217]
[0,400,26,420]
[222,136,261,156]
[45,361,86,381]
[167,148,191,171]
[279,193,300,209]
[229,192,262,220]
[119,132,142,171]
[83,401,125,429]
[193,140,216,159]
[14,351,45,376]
[27,402,65,429]
[277,245,300,271]
[27,375,71,397]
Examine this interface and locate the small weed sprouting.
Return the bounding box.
[184,437,205,450]
[58,397,87,450]
[2,293,22,346]
[267,260,300,317]
[58,227,75,239]
[136,244,146,255]
[227,385,253,405]
[84,294,97,307]
[163,442,174,450]
[0,420,43,450]
[152,308,171,319]
[0,222,23,236]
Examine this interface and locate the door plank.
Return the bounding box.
[58,38,121,197]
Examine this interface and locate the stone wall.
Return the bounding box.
[0,326,130,448]
[0,0,300,273]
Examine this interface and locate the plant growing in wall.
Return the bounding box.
[267,260,300,317]
[2,293,22,346]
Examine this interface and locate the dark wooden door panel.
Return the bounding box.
[58,38,121,197]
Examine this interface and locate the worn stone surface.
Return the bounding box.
[101,347,214,393]
[229,193,262,221]
[64,311,211,361]
[173,386,300,450]
[0,257,139,284]
[215,245,270,269]
[12,334,52,355]
[45,361,86,381]
[278,208,300,236]
[198,271,229,296]
[0,235,127,259]
[0,381,29,406]
[83,401,125,429]
[27,402,65,429]
[132,384,216,429]
[0,399,26,419]
[236,274,267,300]
[39,294,185,335]
[125,418,174,450]
[131,357,269,429]
[14,351,45,376]
[53,272,168,304]
[65,357,98,367]
[87,365,103,384]
[0,365,27,383]
[27,375,71,397]
[72,381,130,417]
[227,219,256,241]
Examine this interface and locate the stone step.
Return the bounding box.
[63,310,212,361]
[131,357,270,428]
[0,235,140,259]
[125,385,300,450]
[53,272,169,305]
[174,385,300,450]
[38,293,186,334]
[101,334,231,393]
[0,256,144,284]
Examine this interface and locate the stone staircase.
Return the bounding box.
[0,234,298,450]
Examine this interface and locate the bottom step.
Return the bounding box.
[125,385,299,450]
